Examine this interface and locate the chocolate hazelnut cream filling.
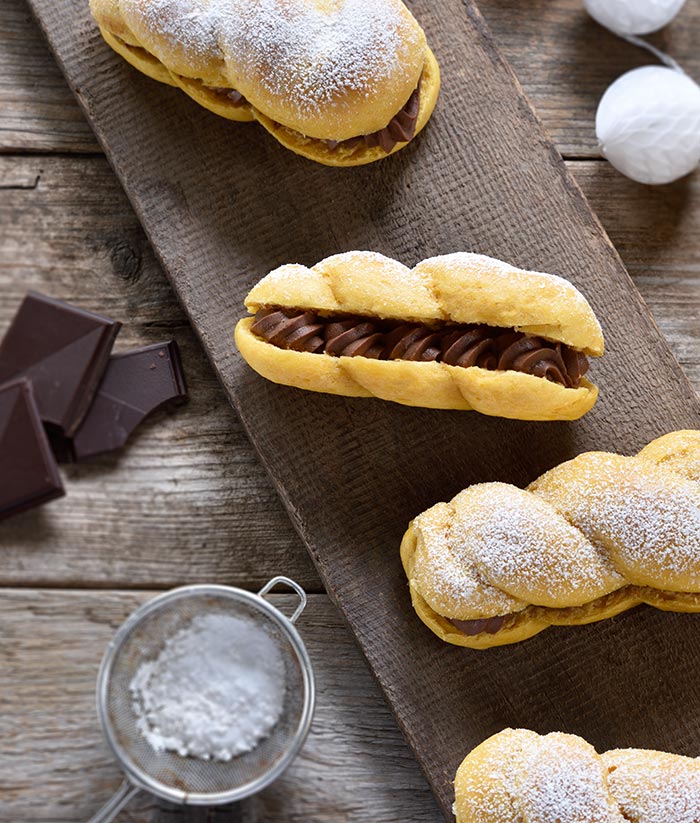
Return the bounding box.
[214,81,421,153]
[110,37,420,153]
[447,592,614,638]
[250,307,590,389]
[447,586,700,638]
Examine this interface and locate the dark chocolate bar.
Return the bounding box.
[0,292,121,436]
[0,378,65,521]
[56,341,188,462]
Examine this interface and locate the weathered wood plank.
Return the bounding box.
[0,0,99,153]
[0,154,317,590]
[0,590,440,822]
[24,0,700,817]
[580,165,700,390]
[4,0,699,156]
[3,4,700,822]
[2,153,699,585]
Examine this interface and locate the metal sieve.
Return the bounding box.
[87,577,315,823]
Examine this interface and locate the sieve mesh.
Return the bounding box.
[97,585,314,805]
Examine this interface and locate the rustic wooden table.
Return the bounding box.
[1,1,699,820]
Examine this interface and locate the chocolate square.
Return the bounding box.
[0,378,65,521]
[0,292,121,436]
[54,341,188,462]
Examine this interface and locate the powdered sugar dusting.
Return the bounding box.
[222,0,418,115]
[521,734,624,823]
[411,438,700,623]
[456,731,700,823]
[130,612,286,761]
[451,484,623,609]
[411,502,525,620]
[123,0,419,117]
[124,0,222,60]
[603,749,700,823]
[532,453,700,591]
[455,730,621,823]
[455,728,536,823]
[414,252,604,353]
[639,430,700,483]
[423,252,595,311]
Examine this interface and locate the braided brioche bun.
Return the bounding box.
[638,428,700,481]
[98,25,180,85]
[235,251,603,421]
[401,430,700,649]
[455,729,700,823]
[90,0,440,165]
[254,49,439,166]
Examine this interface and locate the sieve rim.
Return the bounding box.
[96,583,316,806]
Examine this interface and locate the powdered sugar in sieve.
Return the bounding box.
[130,612,287,761]
[88,580,314,822]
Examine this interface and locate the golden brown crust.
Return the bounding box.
[403,431,700,649]
[236,251,602,420]
[244,251,604,354]
[253,51,440,166]
[90,0,439,165]
[455,729,700,823]
[170,74,256,122]
[637,429,700,481]
[236,319,598,417]
[99,26,178,86]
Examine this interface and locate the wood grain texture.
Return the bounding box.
[18,1,700,816]
[0,0,99,153]
[4,0,699,156]
[0,154,314,590]
[480,0,700,157]
[0,590,440,823]
[2,4,700,823]
[2,154,700,589]
[0,157,700,590]
[580,164,700,390]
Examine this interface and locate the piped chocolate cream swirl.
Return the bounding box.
[449,616,510,636]
[251,308,590,389]
[325,84,421,154]
[205,79,420,153]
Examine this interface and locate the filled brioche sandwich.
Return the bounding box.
[234,251,604,421]
[89,0,440,166]
[402,430,700,649]
[455,728,700,823]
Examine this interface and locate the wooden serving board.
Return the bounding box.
[26,0,700,817]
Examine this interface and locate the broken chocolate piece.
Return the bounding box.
[56,341,188,462]
[0,293,121,436]
[0,378,65,521]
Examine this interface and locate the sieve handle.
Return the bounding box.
[258,576,307,623]
[87,779,139,823]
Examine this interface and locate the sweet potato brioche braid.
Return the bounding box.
[235,251,603,421]
[455,729,700,823]
[89,0,441,166]
[402,430,700,648]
